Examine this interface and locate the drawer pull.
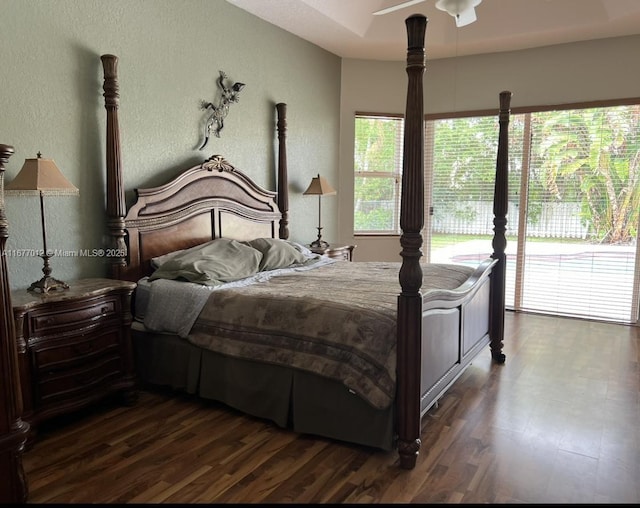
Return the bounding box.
[101,306,109,315]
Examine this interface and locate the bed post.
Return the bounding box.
[0,144,29,503]
[101,54,127,280]
[489,91,511,364]
[396,13,427,470]
[275,103,289,240]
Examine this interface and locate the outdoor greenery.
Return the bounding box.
[431,116,522,231]
[354,105,640,245]
[532,106,640,244]
[354,116,402,231]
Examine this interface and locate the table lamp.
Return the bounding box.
[303,173,336,249]
[5,152,79,293]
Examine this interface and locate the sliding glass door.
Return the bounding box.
[426,105,640,324]
[513,106,639,323]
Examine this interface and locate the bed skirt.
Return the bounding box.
[132,329,395,451]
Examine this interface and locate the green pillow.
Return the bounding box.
[242,238,308,271]
[151,247,187,269]
[149,238,262,286]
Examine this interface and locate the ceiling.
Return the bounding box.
[226,0,640,61]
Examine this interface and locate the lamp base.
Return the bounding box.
[28,275,69,293]
[28,254,69,293]
[309,226,330,250]
[309,239,330,249]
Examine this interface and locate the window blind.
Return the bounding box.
[354,115,403,233]
[354,104,640,324]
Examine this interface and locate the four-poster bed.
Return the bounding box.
[0,144,29,502]
[100,14,509,469]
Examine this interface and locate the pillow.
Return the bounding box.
[242,238,309,271]
[286,241,316,259]
[151,247,188,269]
[149,238,262,286]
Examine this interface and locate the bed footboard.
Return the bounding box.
[420,265,493,415]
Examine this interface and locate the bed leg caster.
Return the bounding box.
[491,350,506,364]
[398,438,421,470]
[121,388,139,406]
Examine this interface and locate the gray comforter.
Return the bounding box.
[176,261,475,410]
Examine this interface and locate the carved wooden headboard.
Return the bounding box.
[101,55,290,283]
[118,155,283,282]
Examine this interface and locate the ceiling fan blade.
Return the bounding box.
[455,6,477,27]
[373,0,426,16]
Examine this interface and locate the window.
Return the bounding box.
[353,115,404,234]
[514,105,640,323]
[353,103,640,324]
[428,114,506,243]
[353,112,504,235]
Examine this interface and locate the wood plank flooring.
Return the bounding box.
[23,311,640,503]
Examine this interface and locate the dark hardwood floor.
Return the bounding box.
[23,311,640,504]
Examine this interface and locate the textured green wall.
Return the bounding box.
[0,0,341,289]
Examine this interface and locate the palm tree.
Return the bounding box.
[533,105,640,244]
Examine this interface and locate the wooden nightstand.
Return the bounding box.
[11,278,137,442]
[309,244,356,261]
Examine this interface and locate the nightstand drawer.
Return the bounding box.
[29,297,118,336]
[310,244,355,261]
[33,328,122,372]
[37,356,123,405]
[331,248,352,261]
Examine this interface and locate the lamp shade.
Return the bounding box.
[5,153,78,196]
[4,152,78,293]
[303,174,336,196]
